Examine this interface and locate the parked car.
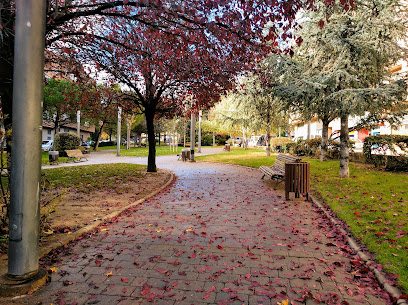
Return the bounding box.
[41,140,53,151]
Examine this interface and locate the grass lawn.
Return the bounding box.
[41,151,69,164]
[42,163,146,194]
[196,148,408,292]
[107,145,222,157]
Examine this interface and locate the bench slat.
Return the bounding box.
[259,154,301,189]
[66,149,88,162]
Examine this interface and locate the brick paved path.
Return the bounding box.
[7,155,390,305]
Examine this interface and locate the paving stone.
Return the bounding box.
[1,155,395,305]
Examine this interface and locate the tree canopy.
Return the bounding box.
[277,0,408,176]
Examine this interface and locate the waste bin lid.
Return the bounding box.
[49,151,59,155]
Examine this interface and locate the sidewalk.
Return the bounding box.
[4,150,392,304]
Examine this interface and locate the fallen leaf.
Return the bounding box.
[105,271,113,277]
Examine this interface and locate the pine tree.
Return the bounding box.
[290,0,408,177]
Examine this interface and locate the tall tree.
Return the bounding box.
[43,78,83,135]
[0,0,355,131]
[76,20,262,171]
[284,0,408,176]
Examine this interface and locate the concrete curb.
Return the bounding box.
[310,195,407,305]
[39,169,175,259]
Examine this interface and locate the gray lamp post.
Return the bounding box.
[1,1,49,296]
[117,107,122,156]
[197,110,202,153]
[190,112,196,162]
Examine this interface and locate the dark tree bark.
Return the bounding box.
[93,121,106,151]
[145,107,156,172]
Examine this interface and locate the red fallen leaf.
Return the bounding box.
[146,293,156,302]
[27,291,33,295]
[324,270,334,276]
[157,267,169,274]
[202,294,211,299]
[171,281,179,287]
[354,212,361,216]
[179,271,187,276]
[122,288,127,293]
[399,295,408,299]
[141,283,151,296]
[376,232,383,236]
[190,253,197,258]
[206,286,217,293]
[396,230,407,238]
[121,277,128,283]
[217,244,224,250]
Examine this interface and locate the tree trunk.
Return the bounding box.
[158,132,161,146]
[320,120,329,162]
[145,109,157,172]
[242,129,247,150]
[93,121,105,151]
[339,115,349,178]
[183,120,186,147]
[266,129,271,156]
[213,131,216,146]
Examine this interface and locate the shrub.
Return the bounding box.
[215,134,229,146]
[98,140,117,147]
[363,135,408,170]
[284,141,297,154]
[288,137,354,159]
[305,137,322,157]
[54,132,80,155]
[270,137,292,152]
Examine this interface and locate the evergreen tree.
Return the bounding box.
[288,0,408,177]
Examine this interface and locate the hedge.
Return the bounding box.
[54,132,81,156]
[363,135,408,170]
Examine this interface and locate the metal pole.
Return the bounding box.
[8,0,46,279]
[190,112,195,161]
[117,107,122,156]
[77,110,81,139]
[126,120,131,150]
[198,110,202,153]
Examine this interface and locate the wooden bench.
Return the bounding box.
[79,146,91,154]
[66,149,88,162]
[260,154,301,189]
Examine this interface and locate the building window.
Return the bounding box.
[47,130,51,135]
[47,137,51,140]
